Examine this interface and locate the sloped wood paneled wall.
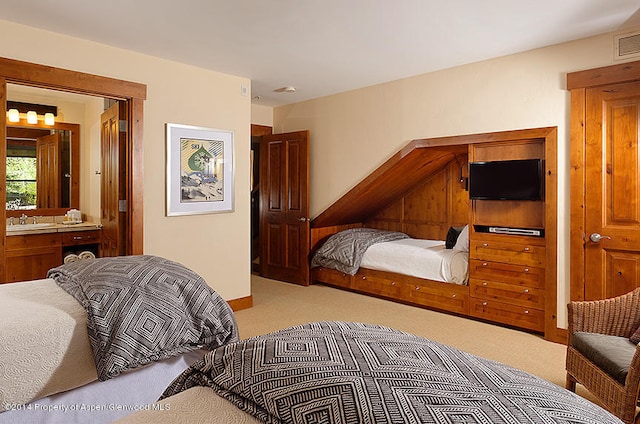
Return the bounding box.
[365,158,469,240]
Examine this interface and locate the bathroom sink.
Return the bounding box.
[6,223,55,231]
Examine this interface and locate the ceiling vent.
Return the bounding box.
[614,30,640,61]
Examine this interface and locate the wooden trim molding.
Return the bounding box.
[0,57,147,100]
[227,295,253,311]
[567,61,640,90]
[0,77,6,281]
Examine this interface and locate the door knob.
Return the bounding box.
[589,233,611,243]
[297,217,309,222]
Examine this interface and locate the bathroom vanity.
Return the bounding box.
[5,222,101,283]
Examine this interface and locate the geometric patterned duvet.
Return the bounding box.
[162,321,621,423]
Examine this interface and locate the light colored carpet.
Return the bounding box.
[235,274,596,402]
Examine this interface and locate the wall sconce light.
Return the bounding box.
[6,100,58,125]
[7,109,20,123]
[44,113,55,126]
[26,111,38,124]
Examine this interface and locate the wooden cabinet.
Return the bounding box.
[468,233,545,332]
[4,229,102,283]
[6,233,62,283]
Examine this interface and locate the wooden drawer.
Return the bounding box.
[470,239,545,266]
[7,233,61,250]
[469,298,544,332]
[62,230,101,246]
[469,259,544,288]
[403,280,469,315]
[353,269,403,299]
[469,278,544,308]
[312,267,352,289]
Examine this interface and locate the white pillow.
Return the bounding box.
[453,225,469,252]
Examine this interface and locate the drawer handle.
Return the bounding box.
[524,268,529,272]
[415,286,420,291]
[523,247,530,251]
[362,276,366,280]
[391,281,396,286]
[482,302,488,306]
[482,262,488,267]
[482,243,488,247]
[482,282,488,286]
[523,289,529,293]
[524,310,529,314]
[451,294,456,298]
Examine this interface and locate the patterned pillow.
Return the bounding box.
[48,255,238,380]
[445,226,463,249]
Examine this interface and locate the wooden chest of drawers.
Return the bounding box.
[468,234,545,332]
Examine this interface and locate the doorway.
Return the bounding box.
[250,124,273,273]
[569,60,640,301]
[0,57,146,281]
[250,125,311,286]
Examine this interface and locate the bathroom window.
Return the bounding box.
[6,154,37,210]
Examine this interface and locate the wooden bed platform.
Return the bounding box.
[310,127,559,340]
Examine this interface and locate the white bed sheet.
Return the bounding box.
[0,349,204,424]
[359,238,468,284]
[0,278,96,411]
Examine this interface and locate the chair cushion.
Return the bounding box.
[572,332,637,384]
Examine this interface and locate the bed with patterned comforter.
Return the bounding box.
[134,321,622,424]
[0,255,238,421]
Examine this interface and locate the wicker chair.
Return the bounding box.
[566,288,640,423]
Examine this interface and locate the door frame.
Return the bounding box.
[568,60,640,301]
[0,57,146,280]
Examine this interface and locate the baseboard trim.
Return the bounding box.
[547,327,568,345]
[228,295,253,311]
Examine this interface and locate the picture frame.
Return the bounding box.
[166,123,234,216]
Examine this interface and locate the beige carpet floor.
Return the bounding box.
[235,274,596,402]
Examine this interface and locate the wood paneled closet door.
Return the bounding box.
[100,101,127,257]
[36,133,61,208]
[259,130,310,286]
[584,81,640,300]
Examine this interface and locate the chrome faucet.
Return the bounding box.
[19,213,27,225]
[8,217,14,226]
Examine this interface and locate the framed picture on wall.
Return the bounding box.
[166,123,234,216]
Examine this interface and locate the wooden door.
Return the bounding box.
[584,81,640,300]
[36,133,61,208]
[100,102,127,257]
[259,131,310,286]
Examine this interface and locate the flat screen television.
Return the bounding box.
[468,159,544,200]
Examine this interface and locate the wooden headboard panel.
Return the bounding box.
[365,158,469,240]
[310,157,469,251]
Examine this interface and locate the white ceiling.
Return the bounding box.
[2,0,640,107]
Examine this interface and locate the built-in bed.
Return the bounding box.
[311,226,472,315]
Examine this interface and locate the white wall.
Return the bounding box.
[0,20,252,301]
[273,32,622,328]
[251,104,273,127]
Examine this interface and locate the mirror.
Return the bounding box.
[6,121,79,215]
[5,120,80,216]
